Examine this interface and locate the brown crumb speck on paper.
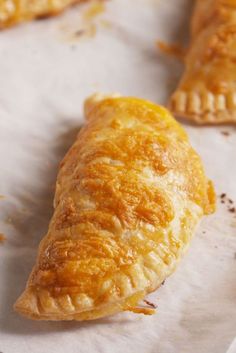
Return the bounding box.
[0,195,5,200]
[74,29,86,37]
[156,40,186,61]
[78,0,106,39]
[221,131,230,137]
[219,193,236,214]
[229,207,236,213]
[143,299,158,309]
[66,23,96,42]
[73,23,96,41]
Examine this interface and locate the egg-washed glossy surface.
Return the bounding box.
[14,95,215,321]
[170,0,236,124]
[0,0,84,28]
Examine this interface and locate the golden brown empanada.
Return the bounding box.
[170,0,236,124]
[14,94,215,321]
[0,0,85,28]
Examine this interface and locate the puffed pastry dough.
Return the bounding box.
[14,94,215,321]
[170,0,236,124]
[0,0,84,28]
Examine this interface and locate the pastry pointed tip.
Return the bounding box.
[14,289,40,320]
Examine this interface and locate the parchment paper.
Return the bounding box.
[0,1,235,352]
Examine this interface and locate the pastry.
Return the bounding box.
[169,0,236,124]
[0,0,84,28]
[14,94,215,321]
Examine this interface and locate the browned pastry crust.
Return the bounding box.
[0,0,86,28]
[14,94,215,321]
[169,0,236,124]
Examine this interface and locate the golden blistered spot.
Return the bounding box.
[204,25,236,62]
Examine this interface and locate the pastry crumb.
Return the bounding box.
[83,1,105,21]
[126,306,155,315]
[0,233,6,243]
[0,194,5,200]
[156,40,186,60]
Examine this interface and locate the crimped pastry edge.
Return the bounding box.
[14,288,155,321]
[169,90,236,124]
[14,265,168,321]
[14,246,181,321]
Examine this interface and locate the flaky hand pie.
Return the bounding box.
[14,94,215,321]
[170,0,236,124]
[0,0,84,28]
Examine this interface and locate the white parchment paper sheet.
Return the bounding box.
[0,1,235,352]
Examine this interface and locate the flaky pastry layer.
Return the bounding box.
[14,94,215,321]
[0,0,85,28]
[169,0,236,124]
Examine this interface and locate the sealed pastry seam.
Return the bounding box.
[14,94,215,321]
